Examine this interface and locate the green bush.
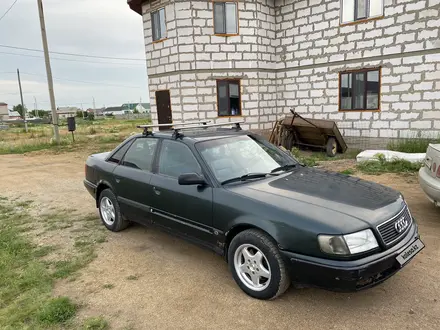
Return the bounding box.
[82,316,109,330]
[387,138,439,153]
[357,153,422,174]
[37,296,77,325]
[291,147,317,167]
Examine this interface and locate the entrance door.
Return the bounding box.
[155,90,172,131]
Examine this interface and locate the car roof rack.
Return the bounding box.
[172,121,243,138]
[137,121,211,136]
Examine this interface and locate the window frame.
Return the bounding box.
[151,7,167,43]
[156,139,203,179]
[338,67,381,112]
[212,0,239,36]
[107,139,135,164]
[216,79,242,117]
[340,0,384,26]
[119,137,159,172]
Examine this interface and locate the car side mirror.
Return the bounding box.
[178,173,207,186]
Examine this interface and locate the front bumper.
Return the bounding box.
[281,223,421,292]
[418,167,440,205]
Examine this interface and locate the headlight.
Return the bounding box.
[318,229,379,255]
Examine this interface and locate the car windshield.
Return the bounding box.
[196,135,298,183]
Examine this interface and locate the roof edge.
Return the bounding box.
[128,0,143,15]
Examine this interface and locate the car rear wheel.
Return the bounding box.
[98,189,129,232]
[228,229,290,300]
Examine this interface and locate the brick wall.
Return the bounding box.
[142,0,440,139]
[276,0,440,139]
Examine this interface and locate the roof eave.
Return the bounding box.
[128,0,143,15]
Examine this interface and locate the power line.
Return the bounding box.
[0,51,145,66]
[19,72,143,89]
[0,0,18,23]
[0,44,146,61]
[0,71,144,89]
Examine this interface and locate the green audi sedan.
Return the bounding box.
[84,122,424,300]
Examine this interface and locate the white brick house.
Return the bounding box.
[128,0,440,141]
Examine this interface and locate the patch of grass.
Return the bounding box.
[102,284,115,289]
[33,245,58,258]
[52,248,96,279]
[290,147,360,167]
[387,138,438,153]
[340,169,355,175]
[357,153,422,174]
[37,296,77,325]
[126,275,139,281]
[82,316,109,330]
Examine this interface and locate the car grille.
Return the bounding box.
[377,205,412,246]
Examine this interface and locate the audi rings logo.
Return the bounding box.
[395,216,409,233]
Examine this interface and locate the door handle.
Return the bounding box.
[153,187,161,196]
[115,178,121,184]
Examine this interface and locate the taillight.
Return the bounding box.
[437,165,440,178]
[433,163,437,173]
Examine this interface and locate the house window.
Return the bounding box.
[340,68,380,111]
[213,1,238,35]
[341,0,383,24]
[217,80,241,116]
[151,8,166,41]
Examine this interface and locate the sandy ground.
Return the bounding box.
[0,153,439,330]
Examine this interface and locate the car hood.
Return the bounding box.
[226,167,405,230]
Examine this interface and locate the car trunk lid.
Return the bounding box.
[424,144,440,178]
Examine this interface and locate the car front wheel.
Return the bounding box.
[228,229,290,300]
[98,189,129,232]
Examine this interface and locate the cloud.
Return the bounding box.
[0,0,149,109]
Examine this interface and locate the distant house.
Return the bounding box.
[103,106,129,116]
[122,103,151,113]
[0,102,8,121]
[57,107,79,119]
[7,109,22,120]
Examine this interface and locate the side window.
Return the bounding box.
[217,79,241,116]
[213,1,238,35]
[108,140,133,164]
[341,0,383,24]
[158,140,201,178]
[121,138,158,171]
[340,68,380,111]
[151,8,166,42]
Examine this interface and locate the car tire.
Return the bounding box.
[98,189,129,232]
[326,137,338,157]
[228,229,290,300]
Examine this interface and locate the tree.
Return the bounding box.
[87,113,95,121]
[13,104,27,119]
[133,109,139,114]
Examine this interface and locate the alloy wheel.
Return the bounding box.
[233,244,271,291]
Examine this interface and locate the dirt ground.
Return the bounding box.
[1,152,439,330]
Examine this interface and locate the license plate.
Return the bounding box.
[396,239,425,266]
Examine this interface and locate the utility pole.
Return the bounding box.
[93,97,96,110]
[17,69,28,132]
[34,96,38,117]
[37,0,59,143]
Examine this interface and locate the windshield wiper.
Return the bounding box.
[270,164,298,173]
[221,173,273,185]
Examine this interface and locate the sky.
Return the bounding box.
[0,0,149,110]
